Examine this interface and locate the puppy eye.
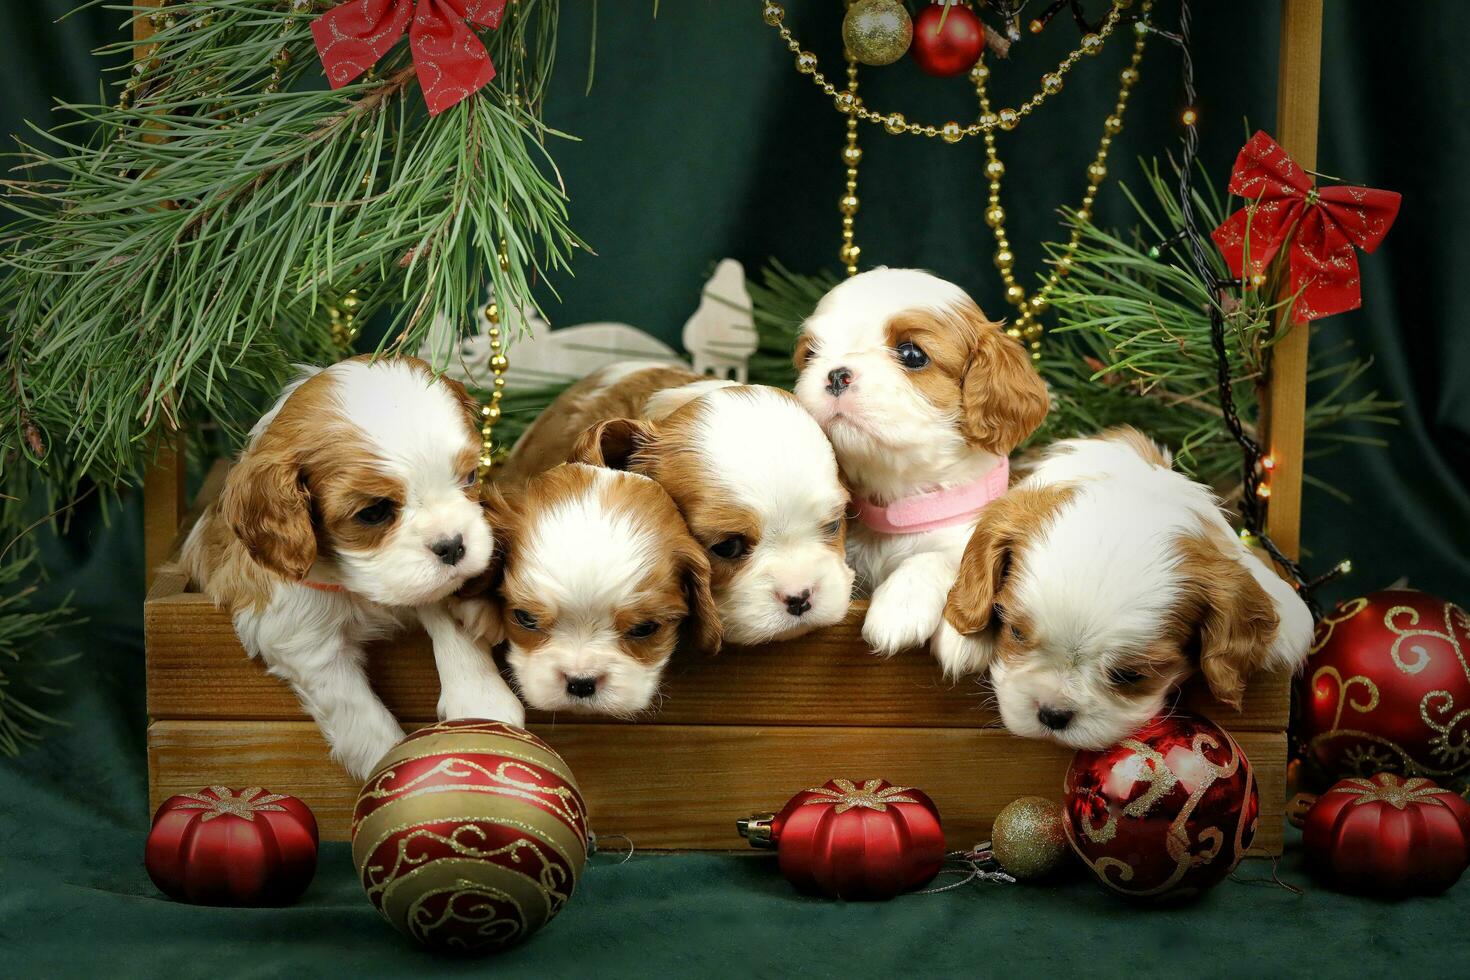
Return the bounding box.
[461,471,478,487]
[1009,623,1024,643]
[1109,666,1147,687]
[894,341,929,370]
[823,519,844,537]
[626,621,661,639]
[709,535,749,560]
[354,499,396,526]
[511,609,540,631]
[800,339,816,364]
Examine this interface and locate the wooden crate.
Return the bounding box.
[138,1,1324,855]
[146,537,1290,851]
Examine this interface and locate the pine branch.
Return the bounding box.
[0,556,76,756]
[0,0,577,545]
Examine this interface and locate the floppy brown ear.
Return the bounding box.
[959,307,1050,454]
[677,541,723,656]
[792,332,814,374]
[944,511,1012,636]
[571,418,660,470]
[220,439,316,581]
[1176,533,1281,709]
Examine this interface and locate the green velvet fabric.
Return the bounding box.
[4,2,1469,974]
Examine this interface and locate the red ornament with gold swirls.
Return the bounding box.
[1294,773,1470,896]
[1063,714,1259,900]
[145,786,318,906]
[1296,589,1470,783]
[737,778,945,900]
[351,719,588,954]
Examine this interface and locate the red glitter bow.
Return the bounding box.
[312,0,507,116]
[1210,131,1400,322]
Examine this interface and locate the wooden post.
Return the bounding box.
[1262,0,1324,560]
[134,0,186,578]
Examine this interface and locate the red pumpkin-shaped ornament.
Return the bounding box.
[910,2,985,77]
[1293,773,1470,897]
[738,778,944,900]
[1297,590,1470,783]
[146,786,318,906]
[1064,714,1259,901]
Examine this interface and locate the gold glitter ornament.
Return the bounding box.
[842,0,913,67]
[991,796,1069,880]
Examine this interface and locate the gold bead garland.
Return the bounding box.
[840,52,862,275]
[761,0,1127,142]
[977,0,1151,359]
[328,289,362,349]
[477,301,509,483]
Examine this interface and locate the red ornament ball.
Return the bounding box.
[1064,714,1259,901]
[1298,773,1470,897]
[910,2,985,77]
[351,719,588,955]
[738,778,944,900]
[145,786,318,906]
[1297,589,1470,783]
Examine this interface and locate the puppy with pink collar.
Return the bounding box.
[793,268,1049,670]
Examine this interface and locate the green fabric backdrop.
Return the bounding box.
[4,2,1468,975]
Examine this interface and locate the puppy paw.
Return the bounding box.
[439,684,526,729]
[333,718,406,781]
[862,593,935,657]
[862,571,948,656]
[930,620,993,679]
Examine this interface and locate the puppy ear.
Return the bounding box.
[944,510,1012,636]
[571,418,659,470]
[677,541,723,656]
[220,439,315,581]
[1176,533,1281,709]
[792,332,813,374]
[959,306,1050,454]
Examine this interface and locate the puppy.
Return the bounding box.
[501,363,855,646]
[793,268,1049,665]
[182,356,524,779]
[942,428,1316,750]
[466,463,721,716]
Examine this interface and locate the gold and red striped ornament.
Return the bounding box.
[351,719,589,955]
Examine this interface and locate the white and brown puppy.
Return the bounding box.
[793,268,1050,664]
[466,463,721,716]
[501,364,855,646]
[943,429,1315,750]
[182,356,523,779]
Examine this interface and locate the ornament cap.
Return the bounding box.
[737,812,778,848]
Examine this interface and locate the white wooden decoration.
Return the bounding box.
[682,258,758,383]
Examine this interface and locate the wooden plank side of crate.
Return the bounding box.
[148,720,1285,854]
[145,591,1291,730]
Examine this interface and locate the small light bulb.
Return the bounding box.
[1339,559,1353,574]
[1181,107,1199,126]
[1256,483,1272,499]
[1261,455,1277,471]
[1029,18,1044,33]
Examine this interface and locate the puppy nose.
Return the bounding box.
[429,534,466,566]
[826,367,854,396]
[565,675,600,699]
[782,589,813,617]
[1037,706,1075,731]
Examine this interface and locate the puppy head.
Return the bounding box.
[220,356,491,605]
[574,384,855,645]
[944,483,1280,749]
[793,268,1049,495]
[495,463,721,716]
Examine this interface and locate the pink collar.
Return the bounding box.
[853,459,1010,535]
